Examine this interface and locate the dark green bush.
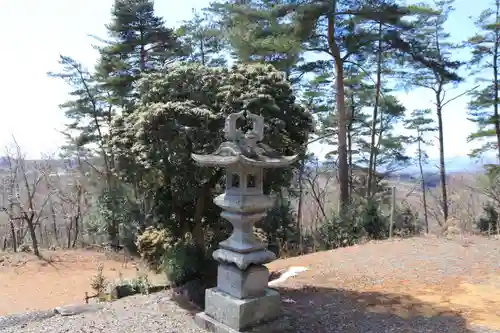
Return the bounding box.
[160,239,217,287]
[258,196,299,256]
[477,203,499,234]
[317,206,365,250]
[360,198,388,240]
[393,205,422,237]
[317,199,421,250]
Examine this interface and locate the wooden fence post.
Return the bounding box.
[389,186,396,239]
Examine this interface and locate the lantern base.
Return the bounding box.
[195,288,282,332]
[194,312,290,333]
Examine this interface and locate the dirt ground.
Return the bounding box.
[0,249,164,316]
[268,235,500,331]
[1,235,499,332]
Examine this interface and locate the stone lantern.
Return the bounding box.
[192,110,298,332]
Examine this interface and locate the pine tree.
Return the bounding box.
[360,95,410,171]
[48,56,113,172]
[466,0,500,160]
[106,0,182,71]
[404,0,464,223]
[99,0,186,245]
[366,22,385,198]
[176,9,227,67]
[210,0,304,83]
[97,0,183,112]
[404,108,437,233]
[51,0,183,247]
[212,0,452,210]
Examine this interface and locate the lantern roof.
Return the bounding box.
[191,110,298,168]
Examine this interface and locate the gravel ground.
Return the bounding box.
[1,290,497,333]
[0,292,205,333]
[278,286,500,333]
[1,235,499,333]
[269,235,500,286]
[270,235,500,333]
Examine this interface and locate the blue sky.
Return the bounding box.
[0,0,488,160]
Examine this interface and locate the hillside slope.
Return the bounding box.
[1,236,498,333]
[268,235,500,332]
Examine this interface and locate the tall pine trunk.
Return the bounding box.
[328,5,349,209]
[367,23,383,198]
[348,95,356,197]
[334,63,349,208]
[436,91,449,223]
[417,133,429,233]
[493,2,500,161]
[296,154,305,251]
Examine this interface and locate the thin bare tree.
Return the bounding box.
[0,152,20,251]
[45,156,89,248]
[0,138,52,257]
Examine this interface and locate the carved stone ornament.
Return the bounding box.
[192,110,298,168]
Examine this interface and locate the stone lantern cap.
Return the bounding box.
[191,110,298,168]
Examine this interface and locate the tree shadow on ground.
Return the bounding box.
[271,285,477,333]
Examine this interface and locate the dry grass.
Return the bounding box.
[0,249,164,316]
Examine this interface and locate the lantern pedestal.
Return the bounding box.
[195,288,281,333]
[194,191,281,332]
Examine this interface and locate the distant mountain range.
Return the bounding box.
[400,155,498,174]
[315,155,498,188]
[0,155,495,190]
[391,155,498,188]
[318,155,497,175]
